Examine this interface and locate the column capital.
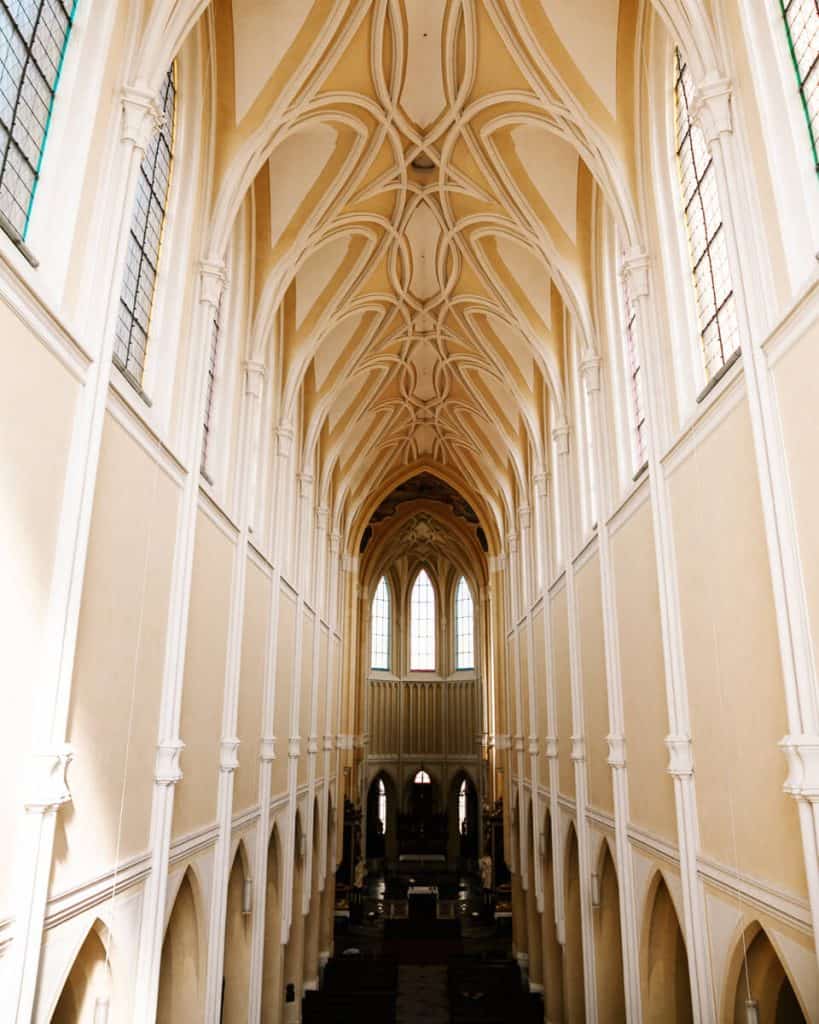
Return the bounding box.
[243,360,266,398]
[691,73,733,145]
[606,733,627,769]
[330,530,341,555]
[507,531,518,555]
[552,423,571,456]
[120,85,163,152]
[155,740,185,785]
[259,736,277,763]
[665,734,694,777]
[570,736,586,763]
[307,736,319,756]
[199,259,227,311]
[780,734,819,799]
[323,735,335,751]
[219,737,240,773]
[298,473,314,499]
[316,505,329,532]
[621,247,650,299]
[533,472,549,499]
[488,554,505,574]
[528,737,540,756]
[518,505,531,531]
[276,422,294,457]
[24,745,74,813]
[580,355,602,394]
[544,736,559,760]
[514,735,525,753]
[287,737,301,759]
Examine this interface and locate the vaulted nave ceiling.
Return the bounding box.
[208,0,639,550]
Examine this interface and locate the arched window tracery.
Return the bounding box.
[454,576,474,670]
[410,568,435,671]
[0,0,76,239]
[673,47,739,385]
[114,63,177,387]
[371,575,390,670]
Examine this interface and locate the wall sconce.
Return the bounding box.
[93,997,110,1024]
[590,872,600,908]
[745,1001,760,1024]
[242,877,253,916]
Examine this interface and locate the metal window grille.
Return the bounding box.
[0,0,77,237]
[371,575,390,670]
[455,576,474,670]
[201,295,221,476]
[410,569,435,671]
[620,255,647,468]
[113,63,176,387]
[674,48,739,382]
[780,0,819,173]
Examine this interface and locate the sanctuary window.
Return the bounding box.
[200,293,221,478]
[414,769,431,784]
[371,575,390,670]
[0,0,77,238]
[454,576,474,670]
[780,0,819,172]
[673,48,739,384]
[377,777,387,835]
[458,779,468,833]
[114,63,177,387]
[410,568,436,670]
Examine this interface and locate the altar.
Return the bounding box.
[406,883,438,922]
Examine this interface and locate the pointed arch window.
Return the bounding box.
[200,292,221,478]
[673,48,739,384]
[0,0,77,239]
[114,63,177,387]
[414,769,431,785]
[377,778,387,835]
[619,247,647,470]
[458,779,469,834]
[410,568,435,670]
[780,1,819,173]
[371,575,390,670]
[455,576,474,670]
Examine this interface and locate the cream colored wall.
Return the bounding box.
[551,585,575,799]
[173,508,235,839]
[668,397,805,895]
[576,553,613,816]
[611,496,677,842]
[272,590,297,796]
[54,414,180,893]
[233,559,272,813]
[0,304,79,914]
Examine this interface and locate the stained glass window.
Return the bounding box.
[114,63,176,387]
[371,575,390,670]
[201,294,221,476]
[410,569,435,671]
[455,576,474,670]
[780,0,819,171]
[673,48,739,382]
[0,0,76,238]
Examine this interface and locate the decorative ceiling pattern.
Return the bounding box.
[201,0,637,549]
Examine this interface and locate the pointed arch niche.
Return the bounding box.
[641,873,693,1023]
[51,922,111,1023]
[157,869,202,1022]
[724,922,807,1024]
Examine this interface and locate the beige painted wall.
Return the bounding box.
[173,508,235,839]
[53,414,179,893]
[551,586,575,798]
[611,496,677,842]
[234,559,272,813]
[272,589,297,796]
[668,398,805,896]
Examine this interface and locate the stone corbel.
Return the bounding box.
[287,737,301,759]
[219,737,240,773]
[665,734,694,777]
[155,740,185,785]
[259,736,277,763]
[580,355,602,394]
[121,85,163,152]
[276,422,294,458]
[243,360,265,399]
[330,531,341,555]
[570,736,586,763]
[507,531,518,556]
[199,259,227,312]
[533,472,549,500]
[606,733,627,770]
[621,247,650,300]
[488,554,505,574]
[690,73,733,146]
[316,506,329,532]
[519,506,531,532]
[24,745,74,813]
[298,473,314,500]
[780,735,819,799]
[552,423,571,457]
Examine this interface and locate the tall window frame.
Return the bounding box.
[371,575,391,671]
[454,576,475,671]
[410,568,436,671]
[779,0,819,173]
[376,777,387,835]
[114,63,177,388]
[200,292,222,478]
[0,0,77,241]
[618,246,647,472]
[673,47,739,387]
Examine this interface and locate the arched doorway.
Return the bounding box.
[642,874,693,1023]
[318,796,336,968]
[594,841,625,1023]
[51,923,111,1022]
[157,869,202,1021]
[525,804,544,993]
[564,824,586,1024]
[448,770,478,866]
[222,844,252,1022]
[540,811,563,1023]
[366,771,397,863]
[282,812,306,1023]
[303,801,323,991]
[726,924,806,1023]
[261,825,282,1024]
